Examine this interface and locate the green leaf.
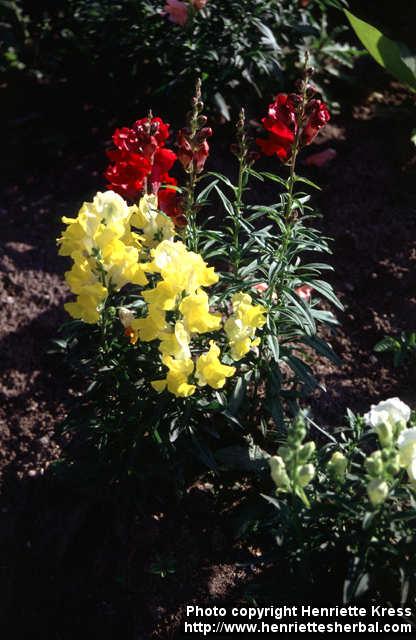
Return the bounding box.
[345,10,416,91]
[214,185,235,217]
[261,493,282,510]
[215,443,269,472]
[228,376,246,415]
[294,175,321,191]
[301,335,341,365]
[267,334,280,362]
[260,171,287,187]
[374,336,400,353]
[214,92,231,121]
[196,178,219,203]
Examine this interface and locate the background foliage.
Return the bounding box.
[1,0,356,121]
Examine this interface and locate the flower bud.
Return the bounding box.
[118,307,135,328]
[327,451,348,481]
[364,451,383,477]
[385,453,401,476]
[374,421,394,448]
[291,414,307,443]
[279,446,292,463]
[298,463,315,487]
[269,456,290,491]
[367,478,389,507]
[298,441,316,463]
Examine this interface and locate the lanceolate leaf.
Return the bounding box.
[345,10,416,91]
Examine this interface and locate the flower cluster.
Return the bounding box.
[59,184,268,398]
[269,414,316,507]
[58,191,148,323]
[224,293,266,361]
[256,92,330,162]
[119,239,235,397]
[364,398,413,506]
[105,115,181,223]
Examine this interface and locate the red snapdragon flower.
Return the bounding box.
[256,94,298,161]
[302,99,331,145]
[133,116,170,156]
[105,115,180,222]
[177,126,212,174]
[158,182,186,227]
[104,149,151,200]
[150,147,177,189]
[257,92,330,162]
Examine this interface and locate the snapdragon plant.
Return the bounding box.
[233,400,416,605]
[55,67,341,480]
[192,62,342,444]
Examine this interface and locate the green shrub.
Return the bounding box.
[1,0,358,118]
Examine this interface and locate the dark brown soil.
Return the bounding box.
[1,85,415,638]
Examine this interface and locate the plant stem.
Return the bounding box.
[184,172,198,252]
[232,157,245,272]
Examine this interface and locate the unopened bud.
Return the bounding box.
[327,451,348,481]
[385,453,400,476]
[298,463,315,487]
[278,446,291,463]
[365,451,383,477]
[367,478,389,507]
[118,307,135,328]
[375,421,394,448]
[269,456,290,491]
[298,441,316,463]
[291,414,307,444]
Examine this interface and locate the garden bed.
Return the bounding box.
[0,84,415,637]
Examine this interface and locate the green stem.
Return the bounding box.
[231,158,245,273]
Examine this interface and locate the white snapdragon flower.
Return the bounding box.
[364,397,411,445]
[398,427,416,483]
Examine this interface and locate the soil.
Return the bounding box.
[0,84,415,638]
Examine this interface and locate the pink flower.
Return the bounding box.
[253,283,269,293]
[305,148,337,167]
[164,0,188,26]
[192,0,207,8]
[295,285,313,303]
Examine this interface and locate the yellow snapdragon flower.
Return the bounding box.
[58,191,147,323]
[150,240,218,293]
[196,341,236,389]
[179,289,221,334]
[151,356,196,398]
[64,283,108,324]
[159,321,192,360]
[224,292,266,360]
[130,194,175,248]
